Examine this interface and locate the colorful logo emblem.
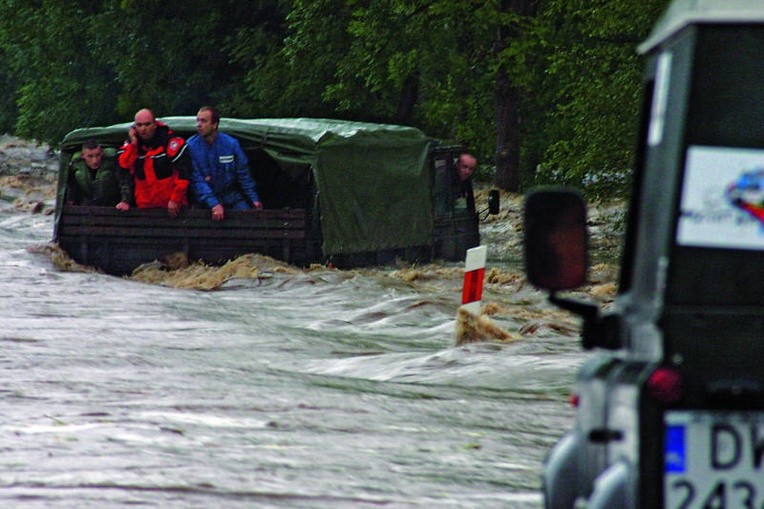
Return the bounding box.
[726,168,764,225]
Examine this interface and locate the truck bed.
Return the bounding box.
[56,205,313,275]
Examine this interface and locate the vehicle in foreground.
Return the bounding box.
[527,1,764,507]
[54,118,495,275]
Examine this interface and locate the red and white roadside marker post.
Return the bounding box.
[461,245,487,315]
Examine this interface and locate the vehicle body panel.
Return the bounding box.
[536,3,764,507]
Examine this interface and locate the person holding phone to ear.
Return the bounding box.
[116,108,192,218]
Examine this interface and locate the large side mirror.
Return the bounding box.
[524,188,588,290]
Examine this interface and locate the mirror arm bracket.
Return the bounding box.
[549,292,599,320]
[549,292,621,350]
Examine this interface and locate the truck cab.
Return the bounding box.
[526,2,764,507]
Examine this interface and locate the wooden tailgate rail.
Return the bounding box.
[58,205,311,274]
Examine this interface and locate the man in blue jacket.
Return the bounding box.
[187,106,262,221]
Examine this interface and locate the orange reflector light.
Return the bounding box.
[647,367,684,404]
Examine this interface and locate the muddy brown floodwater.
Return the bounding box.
[0,136,626,508]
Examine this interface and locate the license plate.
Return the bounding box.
[665,411,764,509]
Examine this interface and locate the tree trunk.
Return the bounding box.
[495,67,520,191]
[494,0,539,192]
[395,73,419,125]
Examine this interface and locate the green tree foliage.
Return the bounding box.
[0,0,669,197]
[92,0,285,118]
[0,0,285,142]
[0,0,118,142]
[224,0,347,118]
[529,0,669,197]
[264,0,504,160]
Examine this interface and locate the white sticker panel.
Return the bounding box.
[677,145,764,250]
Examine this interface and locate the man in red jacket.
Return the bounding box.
[116,108,191,218]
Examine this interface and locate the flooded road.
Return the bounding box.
[0,203,586,508]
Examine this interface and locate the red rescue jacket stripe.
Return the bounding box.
[118,142,138,173]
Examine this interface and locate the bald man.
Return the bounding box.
[454,153,477,212]
[116,108,192,218]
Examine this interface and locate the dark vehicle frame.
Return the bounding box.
[527,2,764,508]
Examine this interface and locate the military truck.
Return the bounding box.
[524,1,764,507]
[54,117,495,275]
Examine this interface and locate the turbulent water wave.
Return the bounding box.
[0,137,623,508]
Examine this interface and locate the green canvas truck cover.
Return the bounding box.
[59,117,434,256]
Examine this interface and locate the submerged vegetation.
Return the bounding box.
[0,0,668,197]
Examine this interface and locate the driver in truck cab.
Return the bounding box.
[453,153,477,210]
